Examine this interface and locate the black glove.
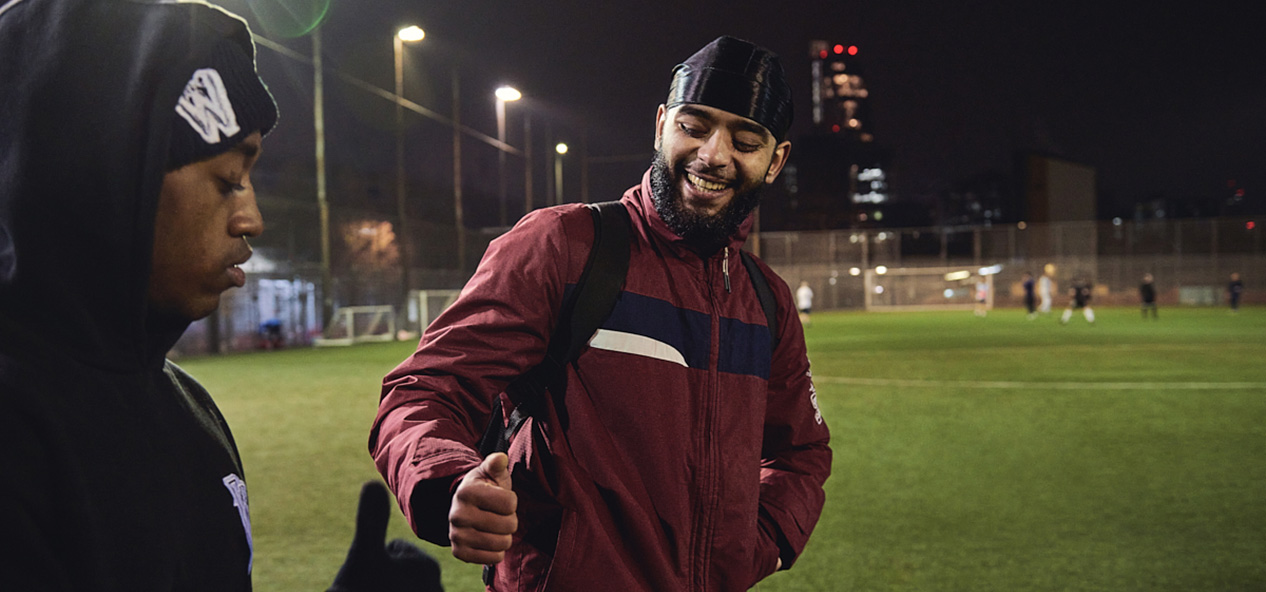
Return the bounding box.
[327,481,444,592]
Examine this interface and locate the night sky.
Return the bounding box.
[229,0,1264,220]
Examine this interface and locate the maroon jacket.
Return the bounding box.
[371,171,831,590]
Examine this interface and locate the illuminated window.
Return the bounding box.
[858,168,885,182]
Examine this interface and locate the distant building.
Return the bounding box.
[764,41,909,230]
[937,170,1014,227]
[809,40,875,143]
[932,154,1096,229]
[1020,154,1096,223]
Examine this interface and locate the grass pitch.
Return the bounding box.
[182,306,1266,591]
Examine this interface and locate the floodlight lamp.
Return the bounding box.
[495,86,522,102]
[875,266,888,275]
[397,26,425,42]
[555,143,569,155]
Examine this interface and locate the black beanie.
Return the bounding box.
[167,38,278,170]
[667,36,793,141]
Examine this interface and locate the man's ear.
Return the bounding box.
[653,104,667,151]
[764,141,792,184]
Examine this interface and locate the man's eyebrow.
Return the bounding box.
[234,140,261,159]
[676,105,714,122]
[676,105,772,141]
[731,119,770,140]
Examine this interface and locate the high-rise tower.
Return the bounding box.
[809,40,874,142]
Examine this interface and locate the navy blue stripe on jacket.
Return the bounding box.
[565,287,771,379]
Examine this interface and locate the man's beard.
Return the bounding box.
[650,150,765,253]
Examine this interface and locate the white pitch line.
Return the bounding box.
[813,376,1266,390]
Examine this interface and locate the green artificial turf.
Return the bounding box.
[182,305,1266,591]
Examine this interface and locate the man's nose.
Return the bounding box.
[696,130,732,168]
[231,191,264,238]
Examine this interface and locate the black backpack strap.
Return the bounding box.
[556,201,632,363]
[740,250,780,352]
[477,201,632,458]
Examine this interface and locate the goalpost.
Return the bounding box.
[864,265,998,312]
[313,290,462,347]
[410,289,461,333]
[314,305,397,346]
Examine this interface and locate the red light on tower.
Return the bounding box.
[819,49,828,59]
[831,124,841,133]
[848,45,859,55]
[833,44,844,54]
[1248,221,1256,230]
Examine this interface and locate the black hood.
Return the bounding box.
[0,0,270,370]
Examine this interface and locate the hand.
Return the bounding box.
[328,481,443,592]
[448,452,518,564]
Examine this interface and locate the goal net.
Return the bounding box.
[864,266,997,312]
[314,305,397,346]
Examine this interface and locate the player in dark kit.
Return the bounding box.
[1228,272,1244,313]
[1022,272,1037,320]
[1139,273,1158,320]
[1060,279,1096,325]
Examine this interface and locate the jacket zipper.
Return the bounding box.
[722,247,731,293]
[693,251,725,589]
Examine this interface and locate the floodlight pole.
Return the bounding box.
[313,26,333,329]
[394,34,414,331]
[496,97,508,226]
[494,86,521,226]
[523,114,533,216]
[452,68,466,272]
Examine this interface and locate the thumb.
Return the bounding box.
[349,481,390,556]
[477,452,512,490]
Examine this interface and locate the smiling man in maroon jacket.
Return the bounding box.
[371,36,832,591]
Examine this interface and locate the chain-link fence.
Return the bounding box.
[758,217,1264,313]
[171,215,1263,357]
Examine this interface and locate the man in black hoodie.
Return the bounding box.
[0,1,438,590]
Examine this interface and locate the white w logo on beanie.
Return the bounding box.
[175,68,241,144]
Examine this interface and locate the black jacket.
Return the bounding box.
[1,0,261,588]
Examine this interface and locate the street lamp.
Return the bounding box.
[495,85,521,226]
[394,25,423,334]
[397,25,425,42]
[553,142,568,205]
